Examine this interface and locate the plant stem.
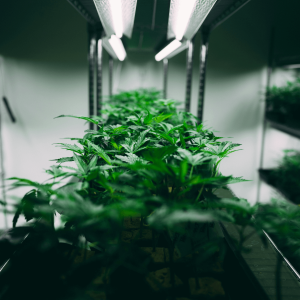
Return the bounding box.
[189,166,194,179]
[195,184,205,202]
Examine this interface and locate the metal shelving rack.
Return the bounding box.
[257,38,300,203]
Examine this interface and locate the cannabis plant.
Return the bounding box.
[266,78,300,128]
[263,150,300,204]
[2,89,300,300]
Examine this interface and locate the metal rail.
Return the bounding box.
[96,32,103,116]
[197,28,209,121]
[88,28,96,130]
[185,39,194,113]
[262,229,300,282]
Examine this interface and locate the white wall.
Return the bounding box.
[0,0,93,229]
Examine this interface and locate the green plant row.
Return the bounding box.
[268,150,300,204]
[3,89,300,300]
[266,78,300,128]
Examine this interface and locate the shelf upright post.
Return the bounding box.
[256,28,275,202]
[185,38,194,112]
[197,27,210,122]
[88,25,97,130]
[96,29,103,118]
[109,56,114,98]
[163,58,168,99]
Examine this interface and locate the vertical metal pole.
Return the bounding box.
[185,39,194,112]
[163,58,168,99]
[109,56,114,97]
[88,28,96,130]
[96,34,103,117]
[256,28,275,202]
[197,28,210,121]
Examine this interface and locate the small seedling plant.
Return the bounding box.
[4,89,300,300]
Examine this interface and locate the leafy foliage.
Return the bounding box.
[266,77,300,128]
[3,89,300,299]
[267,150,300,204]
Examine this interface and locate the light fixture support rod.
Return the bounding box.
[163,58,168,99]
[185,39,194,112]
[197,28,210,121]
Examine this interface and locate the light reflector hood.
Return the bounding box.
[167,0,217,41]
[93,0,137,38]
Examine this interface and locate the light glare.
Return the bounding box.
[174,0,197,41]
[155,39,182,61]
[109,0,123,38]
[108,35,127,61]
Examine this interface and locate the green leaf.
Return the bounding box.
[226,176,250,184]
[88,155,98,169]
[54,143,84,154]
[115,153,148,165]
[73,154,87,174]
[55,115,99,125]
[143,111,153,125]
[153,113,173,123]
[143,145,177,161]
[87,140,112,165]
[50,157,74,164]
[180,133,186,149]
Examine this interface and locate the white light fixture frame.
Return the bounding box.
[167,0,217,41]
[93,0,137,38]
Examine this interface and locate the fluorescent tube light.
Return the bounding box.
[155,39,182,61]
[109,0,123,38]
[174,0,197,41]
[165,40,190,59]
[108,35,126,61]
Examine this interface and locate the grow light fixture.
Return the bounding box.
[110,0,123,38]
[167,0,217,41]
[173,0,197,41]
[93,0,137,38]
[108,35,126,61]
[155,40,182,62]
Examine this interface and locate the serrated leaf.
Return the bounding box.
[73,154,87,174]
[88,155,98,169]
[87,140,112,165]
[54,143,84,154]
[55,115,98,125]
[50,157,74,164]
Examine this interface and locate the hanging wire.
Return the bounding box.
[0,57,8,229]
